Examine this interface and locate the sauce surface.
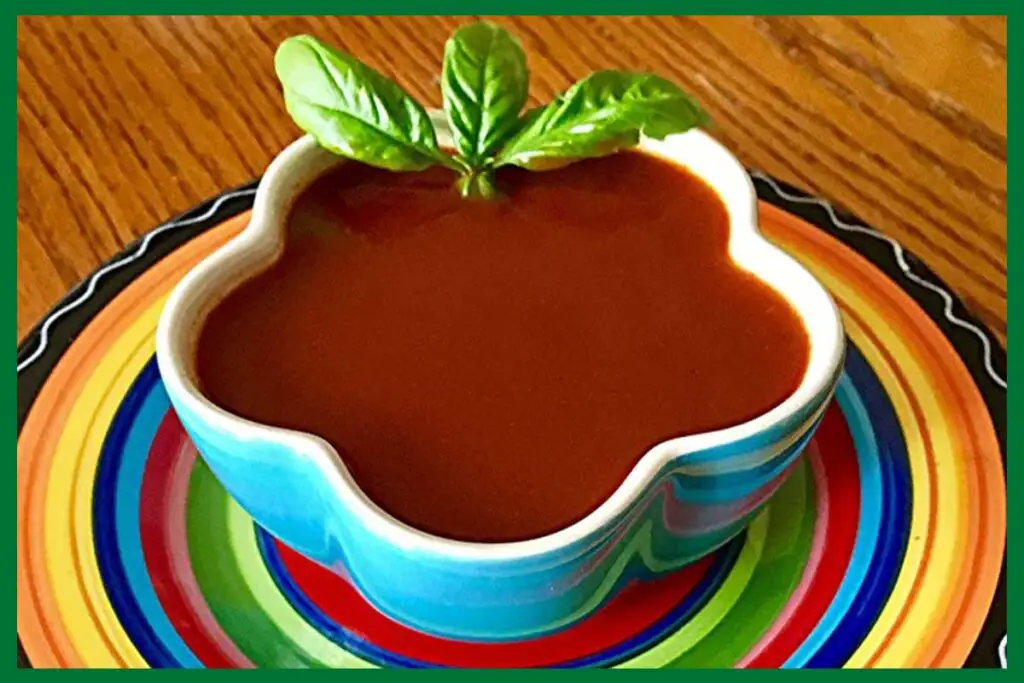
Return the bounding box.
[196,153,810,542]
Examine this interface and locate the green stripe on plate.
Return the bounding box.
[618,460,812,668]
[187,459,373,669]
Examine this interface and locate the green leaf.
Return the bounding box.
[442,21,529,165]
[275,35,450,172]
[496,71,710,170]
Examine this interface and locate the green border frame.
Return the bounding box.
[9,3,1017,15]
[14,8,1010,675]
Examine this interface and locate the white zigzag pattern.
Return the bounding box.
[751,171,1006,391]
[16,188,258,375]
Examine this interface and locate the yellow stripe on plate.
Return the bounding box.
[44,298,168,668]
[838,300,966,668]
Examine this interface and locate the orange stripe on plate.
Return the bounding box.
[762,203,1003,667]
[18,215,249,668]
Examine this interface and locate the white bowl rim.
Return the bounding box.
[156,112,845,561]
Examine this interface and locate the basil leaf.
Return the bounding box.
[496,71,710,170]
[276,35,448,172]
[442,21,528,165]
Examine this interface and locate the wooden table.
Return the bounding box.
[17,16,1007,345]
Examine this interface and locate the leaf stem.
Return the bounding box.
[456,169,500,200]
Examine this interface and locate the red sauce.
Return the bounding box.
[196,152,810,542]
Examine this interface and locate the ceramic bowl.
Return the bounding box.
[155,112,845,642]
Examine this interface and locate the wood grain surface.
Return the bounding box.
[17,16,1007,345]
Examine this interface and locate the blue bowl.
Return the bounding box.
[156,119,845,642]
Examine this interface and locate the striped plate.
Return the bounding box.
[16,174,1006,669]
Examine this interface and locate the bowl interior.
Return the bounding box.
[156,117,844,557]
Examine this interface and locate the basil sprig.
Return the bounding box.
[275,22,710,198]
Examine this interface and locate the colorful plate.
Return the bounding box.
[17,174,1006,669]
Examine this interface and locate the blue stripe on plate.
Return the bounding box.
[783,344,911,667]
[94,358,203,667]
[804,344,911,667]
